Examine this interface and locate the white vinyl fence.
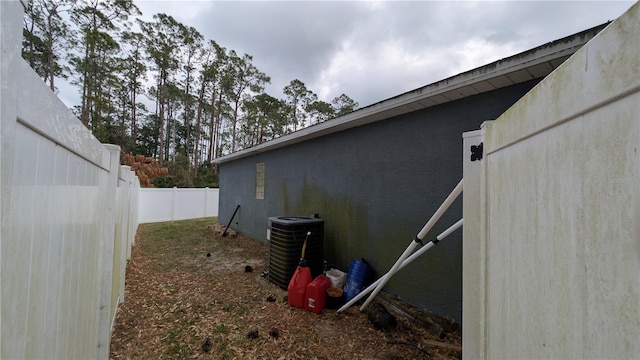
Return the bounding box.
[138,187,219,223]
[462,4,640,359]
[1,2,139,359]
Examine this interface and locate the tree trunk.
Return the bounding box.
[231,96,240,153]
[80,41,91,126]
[193,79,206,177]
[46,14,54,91]
[131,54,139,140]
[157,72,166,166]
[207,88,216,165]
[184,71,192,166]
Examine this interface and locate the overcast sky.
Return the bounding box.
[60,1,636,109]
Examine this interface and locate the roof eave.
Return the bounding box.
[213,23,607,164]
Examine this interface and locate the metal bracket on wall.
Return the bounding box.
[471,142,483,161]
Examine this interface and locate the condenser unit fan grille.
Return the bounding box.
[267,216,324,289]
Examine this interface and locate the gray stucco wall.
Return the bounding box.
[218,79,540,322]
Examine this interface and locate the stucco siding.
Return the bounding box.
[219,80,540,321]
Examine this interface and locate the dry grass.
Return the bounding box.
[109,218,461,360]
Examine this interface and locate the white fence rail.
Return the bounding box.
[138,187,219,223]
[1,2,139,359]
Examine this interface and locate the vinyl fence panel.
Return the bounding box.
[138,187,219,223]
[1,3,139,359]
[462,4,640,358]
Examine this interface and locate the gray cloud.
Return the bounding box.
[188,1,364,96]
[124,1,639,108]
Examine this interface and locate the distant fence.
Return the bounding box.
[1,3,139,359]
[138,187,219,223]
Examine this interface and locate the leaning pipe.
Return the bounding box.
[337,218,463,313]
[222,204,240,237]
[359,179,463,310]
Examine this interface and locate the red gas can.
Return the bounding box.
[305,275,332,313]
[288,266,312,308]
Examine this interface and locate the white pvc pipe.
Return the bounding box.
[359,240,419,310]
[436,218,464,240]
[359,179,463,310]
[416,179,463,240]
[337,218,463,313]
[401,219,464,271]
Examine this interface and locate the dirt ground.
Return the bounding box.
[109,219,461,359]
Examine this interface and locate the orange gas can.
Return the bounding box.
[305,275,332,313]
